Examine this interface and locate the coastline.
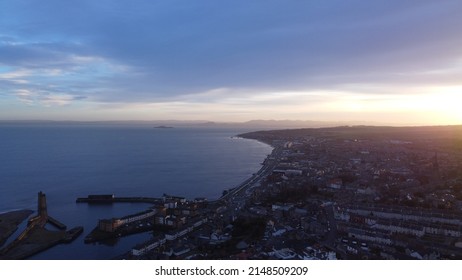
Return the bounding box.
[236,130,276,148]
[217,132,280,201]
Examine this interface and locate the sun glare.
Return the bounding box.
[422,87,462,125]
[322,87,462,125]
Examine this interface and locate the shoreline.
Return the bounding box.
[217,133,280,201]
[236,131,275,148]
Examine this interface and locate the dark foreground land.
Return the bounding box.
[0,210,33,247]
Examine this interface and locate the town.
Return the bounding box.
[85,125,462,260]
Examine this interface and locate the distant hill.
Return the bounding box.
[0,119,393,130]
[241,119,345,128]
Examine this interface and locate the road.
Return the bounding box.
[219,145,282,203]
[211,145,283,223]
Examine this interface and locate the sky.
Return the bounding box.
[1,0,462,125]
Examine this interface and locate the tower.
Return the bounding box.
[38,191,48,217]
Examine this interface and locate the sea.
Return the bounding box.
[0,124,272,259]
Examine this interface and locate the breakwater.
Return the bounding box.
[76,195,162,204]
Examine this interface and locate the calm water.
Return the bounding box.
[0,124,272,259]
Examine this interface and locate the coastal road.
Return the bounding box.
[219,145,282,203]
[214,146,282,223]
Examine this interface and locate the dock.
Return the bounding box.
[47,216,67,230]
[63,227,84,243]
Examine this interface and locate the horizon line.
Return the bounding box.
[1,119,461,128]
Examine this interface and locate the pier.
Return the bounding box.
[76,195,162,204]
[47,216,67,230]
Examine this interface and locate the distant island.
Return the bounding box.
[153,126,173,129]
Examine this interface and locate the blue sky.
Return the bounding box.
[1,0,462,124]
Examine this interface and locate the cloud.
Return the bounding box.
[0,0,462,121]
[13,87,84,107]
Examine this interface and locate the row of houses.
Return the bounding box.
[335,205,462,238]
[336,204,462,225]
[372,219,461,238]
